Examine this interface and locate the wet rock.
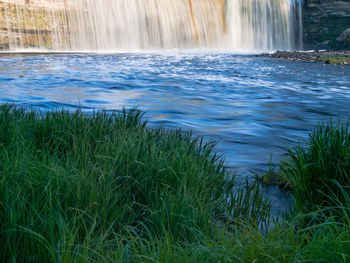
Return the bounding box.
[337,28,350,46]
[259,50,350,66]
[0,43,9,50]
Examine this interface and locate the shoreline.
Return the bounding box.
[260,50,350,65]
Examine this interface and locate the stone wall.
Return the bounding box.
[303,0,350,50]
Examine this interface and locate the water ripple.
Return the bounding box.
[1,52,350,174]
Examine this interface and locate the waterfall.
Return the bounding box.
[0,0,303,51]
[226,0,303,50]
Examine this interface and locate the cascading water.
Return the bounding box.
[226,0,303,50]
[0,0,303,51]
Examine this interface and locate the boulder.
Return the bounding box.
[337,28,350,46]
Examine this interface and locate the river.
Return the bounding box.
[0,52,349,175]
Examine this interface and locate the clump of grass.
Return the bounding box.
[281,121,350,212]
[0,104,271,262]
[262,166,289,189]
[1,104,349,262]
[321,56,350,65]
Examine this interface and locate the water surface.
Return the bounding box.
[1,52,349,175]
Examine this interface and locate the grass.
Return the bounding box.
[281,121,350,213]
[0,104,349,262]
[320,56,350,65]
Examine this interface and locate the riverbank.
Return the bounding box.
[0,105,349,262]
[261,50,350,65]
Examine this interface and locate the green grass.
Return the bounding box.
[281,121,350,213]
[0,104,349,262]
[320,56,350,65]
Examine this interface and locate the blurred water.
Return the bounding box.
[1,0,302,51]
[0,52,349,177]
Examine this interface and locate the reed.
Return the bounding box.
[0,104,349,262]
[281,120,350,212]
[0,104,269,262]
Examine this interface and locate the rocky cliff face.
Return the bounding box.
[303,0,350,50]
[0,0,67,50]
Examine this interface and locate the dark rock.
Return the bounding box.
[0,43,9,50]
[259,50,350,65]
[337,28,350,46]
[303,0,350,50]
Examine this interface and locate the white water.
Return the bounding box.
[0,0,303,51]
